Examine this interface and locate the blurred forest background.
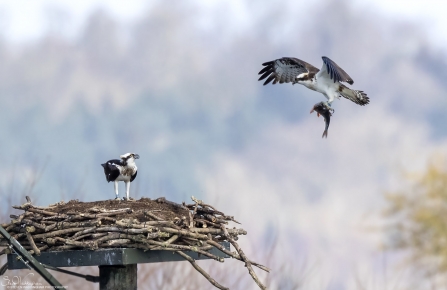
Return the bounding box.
[1,0,447,289]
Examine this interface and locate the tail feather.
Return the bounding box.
[339,86,369,106]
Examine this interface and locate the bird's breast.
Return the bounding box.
[115,175,132,182]
[121,168,135,176]
[118,165,137,178]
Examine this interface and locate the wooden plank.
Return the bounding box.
[99,265,137,290]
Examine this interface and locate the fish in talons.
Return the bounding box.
[310,102,332,138]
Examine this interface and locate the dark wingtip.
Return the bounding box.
[258,65,270,75]
[263,75,275,85]
[258,69,273,81]
[322,130,328,138]
[261,61,274,66]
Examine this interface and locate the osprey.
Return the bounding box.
[101,153,139,200]
[258,56,369,111]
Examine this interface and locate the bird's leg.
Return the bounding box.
[324,101,335,113]
[124,181,130,201]
[114,181,120,200]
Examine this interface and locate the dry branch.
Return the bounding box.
[229,238,267,290]
[176,250,229,290]
[155,197,189,210]
[207,239,270,272]
[25,231,40,256]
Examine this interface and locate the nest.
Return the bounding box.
[0,196,268,289]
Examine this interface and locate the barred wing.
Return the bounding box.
[319,56,354,84]
[258,57,318,85]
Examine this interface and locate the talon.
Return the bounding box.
[323,102,334,114]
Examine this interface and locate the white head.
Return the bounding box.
[120,153,139,166]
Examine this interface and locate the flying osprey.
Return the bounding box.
[101,153,139,200]
[258,56,369,111]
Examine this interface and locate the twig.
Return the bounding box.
[176,251,229,290]
[207,240,270,272]
[155,197,189,210]
[25,230,41,256]
[191,196,218,211]
[229,238,267,290]
[145,241,223,262]
[144,211,164,221]
[12,207,58,216]
[71,232,108,241]
[44,219,101,232]
[191,227,246,236]
[101,239,131,247]
[116,219,182,230]
[163,234,179,247]
[33,227,86,239]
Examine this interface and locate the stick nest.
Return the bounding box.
[0,196,268,289]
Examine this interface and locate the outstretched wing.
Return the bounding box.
[258,57,318,85]
[318,56,354,84]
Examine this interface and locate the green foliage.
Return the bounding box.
[384,159,447,275]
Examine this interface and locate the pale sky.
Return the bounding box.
[1,0,447,47]
[354,0,447,46]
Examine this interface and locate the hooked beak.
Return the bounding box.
[133,154,140,159]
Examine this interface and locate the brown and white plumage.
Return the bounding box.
[258,56,369,109]
[101,153,139,200]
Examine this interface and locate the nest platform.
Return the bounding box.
[0,196,268,289]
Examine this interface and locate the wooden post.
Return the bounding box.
[99,264,137,290]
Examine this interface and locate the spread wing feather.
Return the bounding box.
[320,56,354,84]
[258,57,316,85]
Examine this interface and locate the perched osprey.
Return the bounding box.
[101,153,139,200]
[258,56,369,111]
